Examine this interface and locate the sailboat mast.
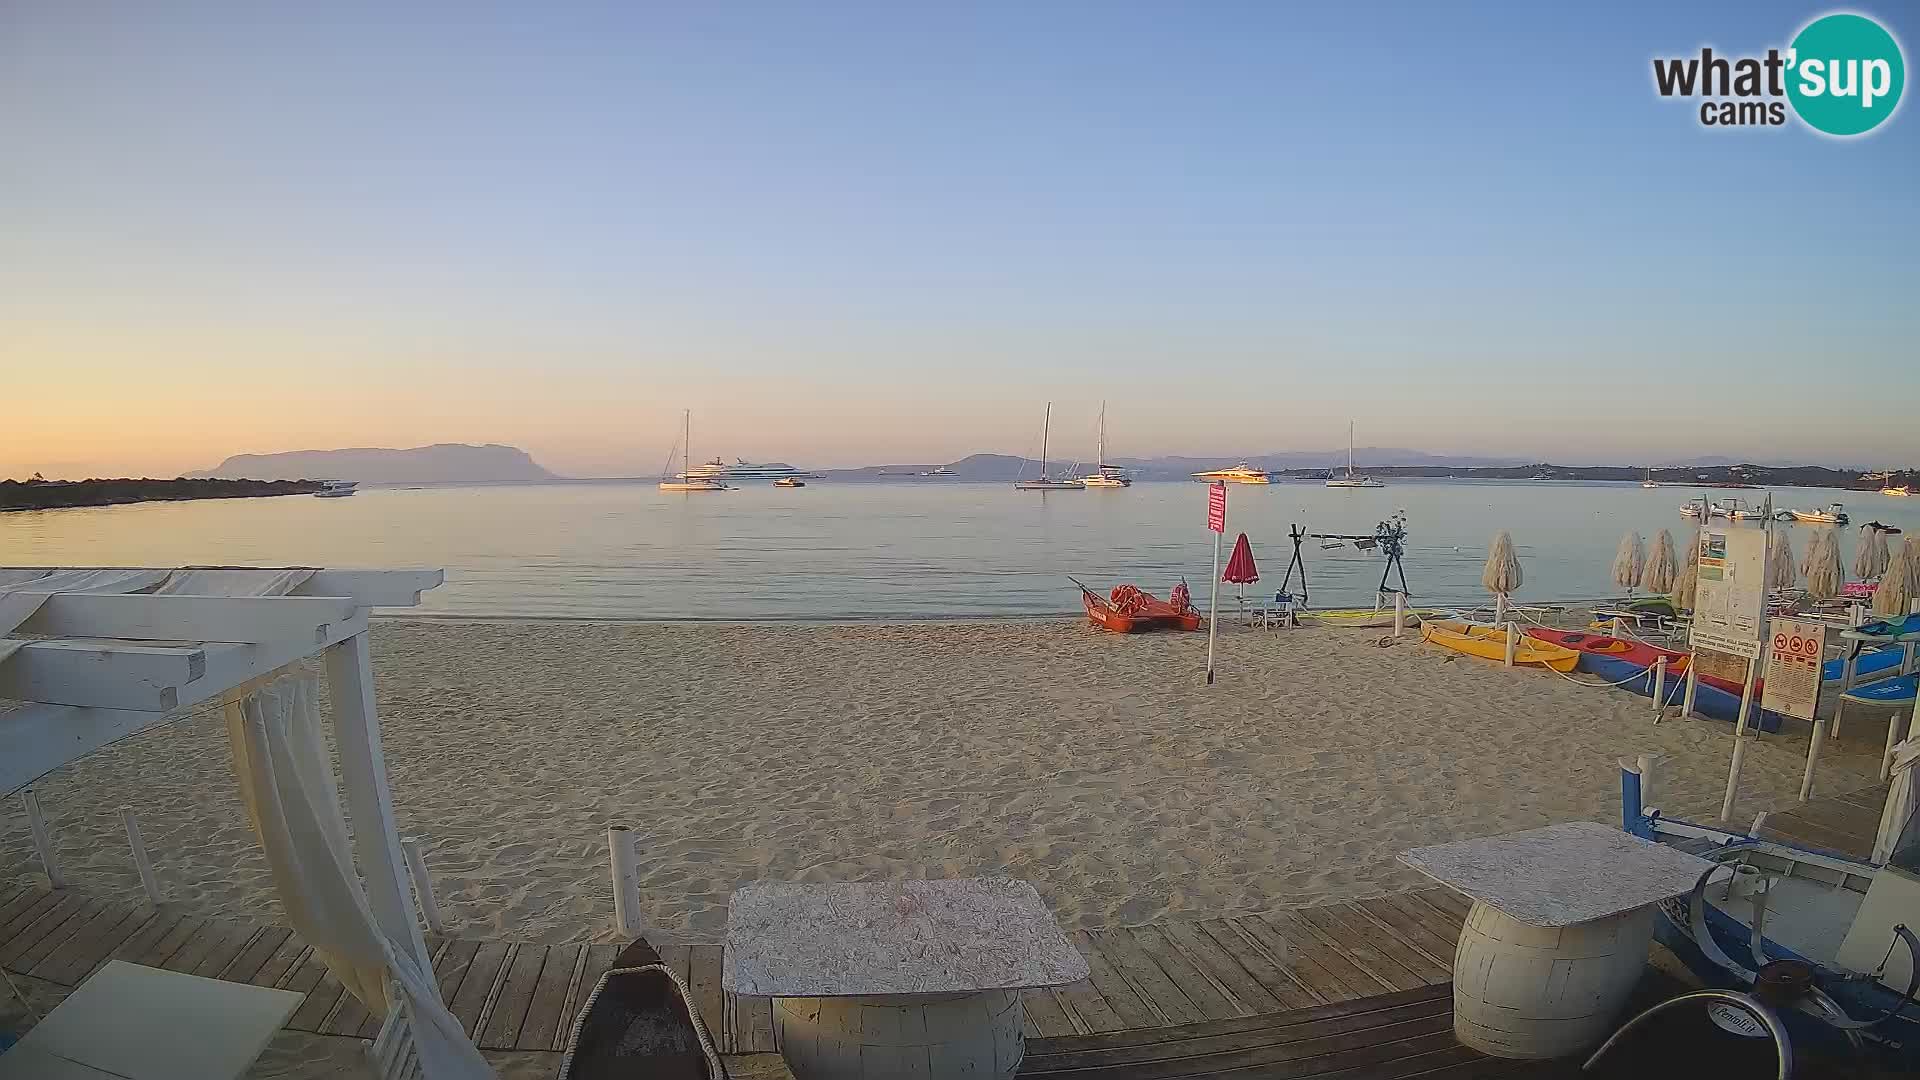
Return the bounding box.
[1041,402,1051,478]
[684,410,692,476]
[1347,421,1354,479]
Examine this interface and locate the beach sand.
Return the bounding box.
[2,618,1895,945]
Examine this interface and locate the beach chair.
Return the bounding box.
[366,979,423,1080]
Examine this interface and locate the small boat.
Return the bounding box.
[1191,463,1271,484]
[1882,485,1912,497]
[659,411,729,492]
[1640,467,1659,489]
[1079,402,1132,487]
[314,479,358,498]
[1419,619,1579,671]
[773,477,805,488]
[1325,421,1385,488]
[1632,783,1920,1071]
[1789,502,1849,524]
[1077,580,1201,633]
[558,938,725,1080]
[1015,402,1086,490]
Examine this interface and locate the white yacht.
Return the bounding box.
[1325,421,1385,488]
[1079,402,1131,488]
[314,480,358,498]
[1191,463,1271,484]
[682,458,814,483]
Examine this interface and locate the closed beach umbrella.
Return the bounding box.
[1672,531,1701,610]
[1767,531,1797,592]
[1641,530,1677,595]
[1483,531,1521,623]
[1805,530,1846,600]
[1862,527,1894,579]
[1875,537,1919,616]
[1854,526,1878,579]
[1611,531,1644,595]
[1223,533,1258,601]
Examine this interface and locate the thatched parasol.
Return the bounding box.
[1640,530,1677,595]
[1804,529,1846,600]
[1767,530,1797,592]
[1672,531,1701,610]
[1611,531,1645,595]
[1483,531,1522,623]
[1874,537,1919,616]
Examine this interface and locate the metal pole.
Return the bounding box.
[1393,591,1406,639]
[608,825,644,937]
[1206,504,1223,686]
[1722,655,1759,821]
[1652,657,1667,721]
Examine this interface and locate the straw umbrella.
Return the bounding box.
[1641,530,1677,596]
[1611,531,1645,596]
[1875,537,1919,616]
[1483,531,1521,624]
[1804,530,1846,601]
[1767,530,1797,592]
[1672,531,1701,610]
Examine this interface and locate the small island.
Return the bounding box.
[1,476,325,512]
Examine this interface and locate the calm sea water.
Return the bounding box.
[3,481,1914,620]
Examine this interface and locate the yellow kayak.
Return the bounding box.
[1419,619,1579,672]
[1297,607,1434,628]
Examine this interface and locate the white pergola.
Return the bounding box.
[1,566,444,985]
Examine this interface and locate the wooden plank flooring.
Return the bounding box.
[0,886,1471,1056]
[1760,780,1891,862]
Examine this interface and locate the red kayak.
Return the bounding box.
[1525,629,1689,674]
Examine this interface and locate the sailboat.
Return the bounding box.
[1641,466,1660,489]
[1079,402,1131,487]
[1325,421,1385,488]
[1015,402,1085,490]
[658,410,728,492]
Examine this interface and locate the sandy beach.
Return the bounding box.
[2,618,1896,945]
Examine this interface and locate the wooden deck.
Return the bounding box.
[0,884,1474,1057]
[1760,780,1892,862]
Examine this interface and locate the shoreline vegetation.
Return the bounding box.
[1,476,324,512]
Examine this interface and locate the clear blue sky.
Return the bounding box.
[3,1,1915,477]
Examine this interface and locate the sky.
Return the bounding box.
[3,1,1916,478]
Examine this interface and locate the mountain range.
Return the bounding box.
[184,444,1893,485]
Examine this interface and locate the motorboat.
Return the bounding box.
[1789,503,1849,524]
[314,480,358,498]
[1191,463,1271,484]
[773,477,805,488]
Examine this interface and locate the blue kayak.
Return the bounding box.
[1585,655,1784,733]
[1840,673,1917,706]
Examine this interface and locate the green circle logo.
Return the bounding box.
[1787,13,1905,136]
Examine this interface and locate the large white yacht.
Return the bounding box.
[1191,463,1271,484]
[682,458,814,483]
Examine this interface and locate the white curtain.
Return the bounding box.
[154,568,314,596]
[1874,736,1920,864]
[229,676,493,1079]
[0,568,173,664]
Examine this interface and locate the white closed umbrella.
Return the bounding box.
[1611,531,1645,595]
[1767,530,1797,592]
[1483,531,1522,624]
[1804,530,1846,600]
[1641,530,1677,596]
[1874,537,1919,616]
[1672,531,1701,610]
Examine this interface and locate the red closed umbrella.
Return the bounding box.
[1224,533,1258,600]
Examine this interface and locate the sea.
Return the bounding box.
[3,481,1914,621]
